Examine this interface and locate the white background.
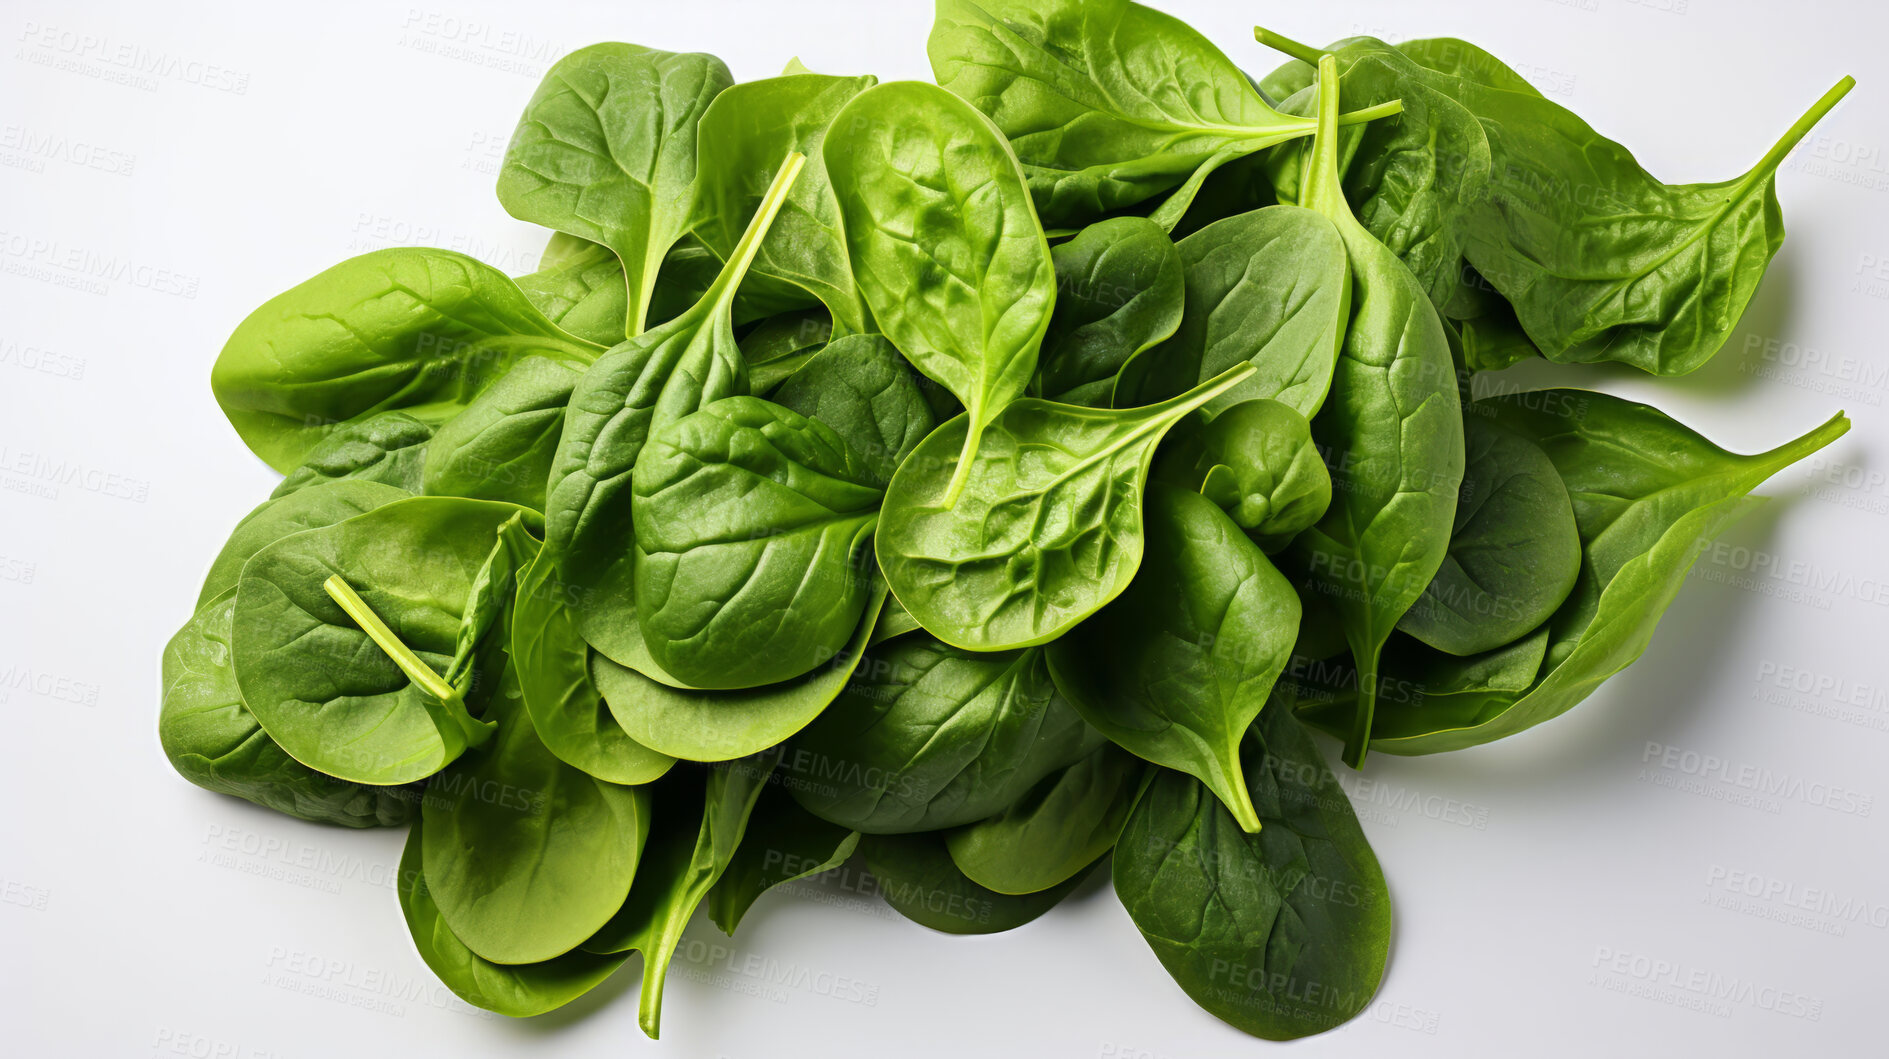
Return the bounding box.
[3,0,1886,1055]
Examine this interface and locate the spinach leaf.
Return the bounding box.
[1261,47,1493,312]
[1444,293,1541,374]
[694,72,878,334]
[1151,399,1330,553]
[1325,392,1850,753]
[877,364,1252,651]
[212,249,604,472]
[1438,55,1851,374]
[160,588,415,828]
[772,334,938,486]
[944,743,1145,895]
[866,830,1097,935]
[1260,32,1853,374]
[1295,624,1551,726]
[197,479,409,609]
[590,586,888,762]
[423,355,579,509]
[630,397,882,689]
[498,43,732,335]
[231,498,536,784]
[1292,57,1463,767]
[543,156,804,681]
[421,661,654,965]
[929,0,1400,229]
[1115,206,1348,418]
[707,783,860,933]
[269,413,432,499]
[398,822,630,1016]
[825,80,1054,504]
[740,309,832,393]
[868,595,923,647]
[1114,703,1390,1040]
[1395,413,1581,655]
[514,233,632,347]
[511,549,676,784]
[1048,486,1299,831]
[584,753,779,1037]
[784,636,1103,833]
[1032,217,1183,407]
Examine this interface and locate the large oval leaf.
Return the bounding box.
[631,397,883,689]
[784,636,1102,833]
[422,665,653,965]
[877,366,1250,650]
[825,80,1054,504]
[1114,705,1390,1040]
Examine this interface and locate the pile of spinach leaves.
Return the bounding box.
[162,0,1853,1042]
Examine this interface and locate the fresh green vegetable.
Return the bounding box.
[865,830,1097,934]
[825,79,1055,503]
[421,662,653,965]
[161,588,416,827]
[695,72,878,334]
[1114,702,1391,1039]
[268,413,433,499]
[929,0,1401,229]
[876,365,1253,650]
[211,248,603,472]
[398,822,631,1016]
[542,155,803,680]
[590,586,887,762]
[197,479,409,609]
[509,549,676,785]
[230,498,535,785]
[785,636,1103,833]
[1394,413,1581,655]
[740,309,832,392]
[1258,30,1853,375]
[1115,206,1349,418]
[707,783,860,933]
[1302,393,1850,752]
[631,397,883,688]
[1032,217,1184,406]
[772,333,938,485]
[1290,56,1464,767]
[583,753,779,1036]
[514,234,633,347]
[423,354,579,509]
[167,2,1856,1042]
[1048,485,1300,831]
[1151,399,1331,552]
[498,43,732,336]
[944,743,1145,895]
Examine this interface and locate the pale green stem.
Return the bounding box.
[1253,26,1326,65]
[323,575,458,705]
